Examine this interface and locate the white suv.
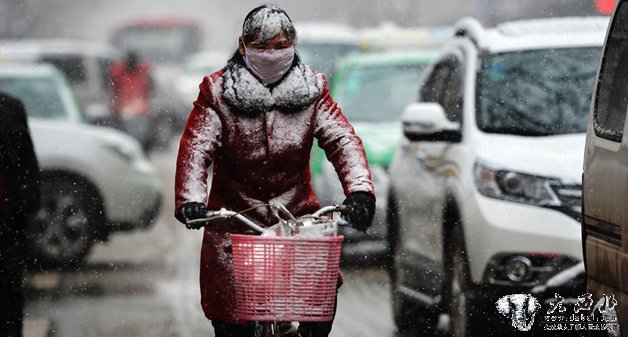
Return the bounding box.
[386,17,607,335]
[0,63,163,268]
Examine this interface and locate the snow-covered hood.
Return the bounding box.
[474,133,585,185]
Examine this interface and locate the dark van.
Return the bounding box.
[582,0,628,334]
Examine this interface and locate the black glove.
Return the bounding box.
[342,192,376,231]
[176,202,209,229]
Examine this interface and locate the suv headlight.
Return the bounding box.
[98,133,151,168]
[103,138,143,164]
[473,162,561,207]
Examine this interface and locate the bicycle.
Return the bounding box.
[186,203,347,337]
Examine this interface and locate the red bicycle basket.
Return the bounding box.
[230,234,343,322]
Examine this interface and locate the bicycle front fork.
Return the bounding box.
[255,321,298,337]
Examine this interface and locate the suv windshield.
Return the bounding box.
[477,47,601,136]
[0,77,68,120]
[335,63,426,122]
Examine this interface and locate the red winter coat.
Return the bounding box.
[174,56,374,323]
[109,61,152,116]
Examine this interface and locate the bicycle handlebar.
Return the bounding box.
[185,204,347,233]
[186,209,267,232]
[312,205,345,217]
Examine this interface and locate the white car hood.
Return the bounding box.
[474,133,585,185]
[29,119,137,145]
[28,119,156,177]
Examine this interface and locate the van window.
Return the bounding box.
[40,55,87,85]
[594,1,628,142]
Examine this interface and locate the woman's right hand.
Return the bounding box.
[176,202,209,229]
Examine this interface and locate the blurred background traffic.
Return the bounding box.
[0,0,620,336]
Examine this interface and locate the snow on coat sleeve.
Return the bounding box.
[175,76,222,214]
[313,78,375,197]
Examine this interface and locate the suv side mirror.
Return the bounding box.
[402,102,462,142]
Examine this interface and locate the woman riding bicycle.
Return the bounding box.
[174,5,375,337]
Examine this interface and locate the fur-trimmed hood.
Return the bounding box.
[222,55,324,114]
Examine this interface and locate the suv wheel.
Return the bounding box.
[391,238,419,331]
[28,176,99,269]
[389,194,438,333]
[448,225,479,337]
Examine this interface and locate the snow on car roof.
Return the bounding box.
[0,62,60,77]
[358,23,453,51]
[296,22,358,45]
[0,39,120,58]
[497,16,609,36]
[478,17,609,53]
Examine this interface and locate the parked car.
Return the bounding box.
[0,63,163,268]
[387,17,607,335]
[311,50,436,260]
[583,0,628,333]
[0,39,121,126]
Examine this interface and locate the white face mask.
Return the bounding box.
[243,46,295,85]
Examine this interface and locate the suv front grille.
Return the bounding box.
[549,183,581,221]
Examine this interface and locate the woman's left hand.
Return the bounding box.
[341,192,376,231]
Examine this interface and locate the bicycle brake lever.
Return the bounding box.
[337,218,371,236]
[185,219,205,230]
[337,218,351,227]
[185,211,221,229]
